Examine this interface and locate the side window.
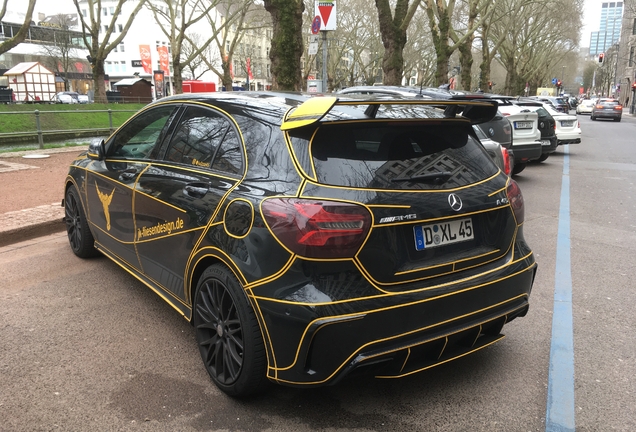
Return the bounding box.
[109,105,177,159]
[165,106,243,175]
[211,128,243,175]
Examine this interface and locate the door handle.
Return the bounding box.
[184,183,209,198]
[119,168,139,181]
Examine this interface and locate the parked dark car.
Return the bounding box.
[63,92,536,397]
[532,96,569,113]
[591,98,623,121]
[513,99,558,162]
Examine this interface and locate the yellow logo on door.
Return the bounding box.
[95,182,115,231]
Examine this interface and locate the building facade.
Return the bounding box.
[589,2,624,57]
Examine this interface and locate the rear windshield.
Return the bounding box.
[305,121,498,190]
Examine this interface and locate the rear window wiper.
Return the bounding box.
[391,171,453,184]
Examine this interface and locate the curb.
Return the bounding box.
[0,204,66,248]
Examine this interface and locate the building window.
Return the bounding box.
[114,45,118,52]
[630,47,635,67]
[632,18,636,35]
[82,9,87,17]
[109,7,115,15]
[119,43,125,53]
[103,7,107,16]
[104,25,108,33]
[118,24,123,32]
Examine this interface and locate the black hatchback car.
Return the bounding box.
[63,92,536,396]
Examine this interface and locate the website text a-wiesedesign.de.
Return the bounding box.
[137,217,184,239]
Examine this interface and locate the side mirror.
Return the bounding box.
[87,139,105,161]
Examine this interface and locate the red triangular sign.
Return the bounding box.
[319,5,332,26]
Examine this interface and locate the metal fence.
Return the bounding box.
[0,108,139,149]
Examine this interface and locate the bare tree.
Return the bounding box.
[374,0,420,85]
[145,0,219,94]
[73,0,148,102]
[264,0,304,91]
[0,0,37,55]
[181,33,213,80]
[195,0,266,91]
[39,14,80,91]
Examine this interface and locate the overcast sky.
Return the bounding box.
[7,0,601,47]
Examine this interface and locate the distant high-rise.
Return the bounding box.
[589,2,624,56]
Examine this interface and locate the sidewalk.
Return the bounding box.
[0,146,87,247]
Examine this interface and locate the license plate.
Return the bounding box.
[561,120,574,127]
[514,121,533,129]
[414,218,474,251]
[541,139,551,146]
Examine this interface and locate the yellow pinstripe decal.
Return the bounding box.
[253,254,534,309]
[301,171,501,194]
[371,204,509,228]
[393,248,503,276]
[244,255,296,290]
[246,290,279,375]
[222,198,254,240]
[375,337,504,379]
[269,296,525,384]
[95,241,190,312]
[400,348,411,373]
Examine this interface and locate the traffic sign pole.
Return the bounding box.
[322,31,327,93]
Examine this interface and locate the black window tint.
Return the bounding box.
[310,122,497,190]
[165,106,229,168]
[211,127,243,175]
[110,105,176,159]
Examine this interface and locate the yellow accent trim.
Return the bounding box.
[254,255,535,308]
[280,96,338,131]
[133,187,187,213]
[301,171,501,194]
[222,198,254,240]
[95,241,190,312]
[393,248,502,276]
[400,348,411,373]
[244,255,296,289]
[147,161,240,182]
[269,295,525,383]
[366,204,412,209]
[375,336,503,379]
[372,205,508,228]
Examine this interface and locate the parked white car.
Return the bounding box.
[78,94,90,104]
[53,92,79,104]
[497,105,542,174]
[544,104,581,144]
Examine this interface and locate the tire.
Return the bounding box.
[615,117,621,122]
[537,153,550,162]
[591,115,596,120]
[64,186,99,258]
[512,162,526,175]
[193,264,269,397]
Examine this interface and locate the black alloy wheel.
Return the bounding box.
[537,153,550,163]
[65,186,99,258]
[194,265,268,397]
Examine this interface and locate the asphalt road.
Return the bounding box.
[1,114,635,431]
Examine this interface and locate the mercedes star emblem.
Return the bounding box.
[448,193,463,211]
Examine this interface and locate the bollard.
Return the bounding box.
[108,109,114,134]
[34,110,44,149]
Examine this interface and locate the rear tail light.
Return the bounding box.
[615,105,622,111]
[501,146,511,176]
[506,180,524,224]
[261,198,372,258]
[595,105,603,109]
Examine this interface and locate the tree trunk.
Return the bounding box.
[375,0,418,86]
[222,58,234,91]
[457,40,473,91]
[172,59,183,94]
[424,2,452,87]
[264,0,305,91]
[92,60,107,103]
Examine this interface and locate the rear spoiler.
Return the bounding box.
[280,96,499,131]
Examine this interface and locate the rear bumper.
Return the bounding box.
[511,141,542,162]
[255,247,537,387]
[541,137,558,154]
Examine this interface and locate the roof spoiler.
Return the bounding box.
[280,96,499,130]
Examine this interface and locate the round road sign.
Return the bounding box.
[311,15,321,34]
